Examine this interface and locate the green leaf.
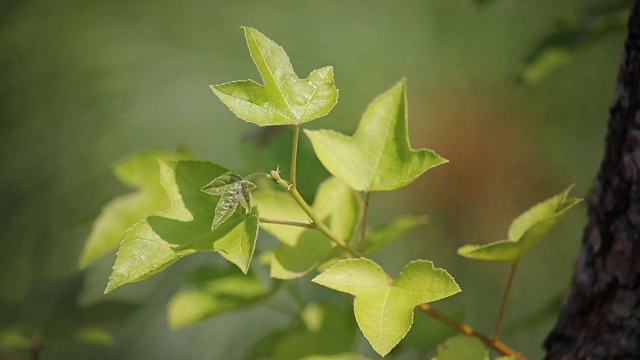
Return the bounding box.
[313,258,460,356]
[273,303,358,360]
[305,79,447,192]
[167,266,268,329]
[519,2,629,84]
[254,177,360,279]
[105,160,260,293]
[365,215,429,255]
[211,26,338,126]
[78,149,193,268]
[74,326,115,347]
[432,335,488,360]
[201,172,257,230]
[458,186,582,262]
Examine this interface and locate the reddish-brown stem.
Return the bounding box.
[494,261,519,341]
[417,304,526,359]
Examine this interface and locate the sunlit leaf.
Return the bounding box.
[519,2,629,84]
[313,258,460,356]
[211,26,338,126]
[167,266,268,329]
[457,186,581,262]
[254,177,360,279]
[201,172,257,230]
[105,160,260,293]
[432,335,488,360]
[78,149,193,268]
[305,79,447,192]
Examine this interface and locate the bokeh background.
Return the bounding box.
[0,0,629,359]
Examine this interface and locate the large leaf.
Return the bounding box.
[254,177,360,279]
[305,79,447,192]
[167,266,268,329]
[211,26,338,126]
[457,186,581,262]
[105,160,260,293]
[78,149,192,268]
[313,258,460,356]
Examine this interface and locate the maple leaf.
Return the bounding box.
[305,79,447,192]
[313,258,460,356]
[201,172,257,230]
[458,186,582,262]
[105,160,259,293]
[211,26,338,126]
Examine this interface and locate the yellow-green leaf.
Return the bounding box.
[457,186,582,262]
[313,258,460,356]
[78,149,192,268]
[105,160,260,293]
[305,79,446,192]
[211,27,338,126]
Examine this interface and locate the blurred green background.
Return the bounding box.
[0,0,627,359]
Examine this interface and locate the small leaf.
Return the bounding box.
[201,172,257,230]
[74,327,115,347]
[305,79,447,192]
[273,303,358,360]
[365,215,429,255]
[78,149,193,268]
[105,160,260,293]
[254,177,360,279]
[519,2,629,84]
[211,26,338,126]
[457,186,582,262]
[313,258,460,356]
[167,266,268,329]
[432,335,489,360]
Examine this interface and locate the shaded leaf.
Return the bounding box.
[273,303,358,360]
[432,335,488,360]
[365,215,429,255]
[313,258,460,356]
[519,1,630,84]
[305,79,447,192]
[458,186,581,262]
[105,160,260,293]
[254,177,360,279]
[74,327,115,347]
[167,266,268,329]
[201,172,256,230]
[78,149,193,268]
[211,26,338,126]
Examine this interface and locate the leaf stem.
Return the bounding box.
[417,304,526,359]
[290,124,300,187]
[493,261,519,341]
[359,192,372,252]
[270,170,363,258]
[259,217,315,229]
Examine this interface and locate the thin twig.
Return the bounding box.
[359,192,372,252]
[270,171,363,258]
[259,217,315,229]
[494,261,519,341]
[290,124,300,187]
[417,304,526,359]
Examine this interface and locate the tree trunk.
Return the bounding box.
[544,1,640,359]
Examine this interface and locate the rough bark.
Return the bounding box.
[544,2,640,359]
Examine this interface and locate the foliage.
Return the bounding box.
[75,26,583,359]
